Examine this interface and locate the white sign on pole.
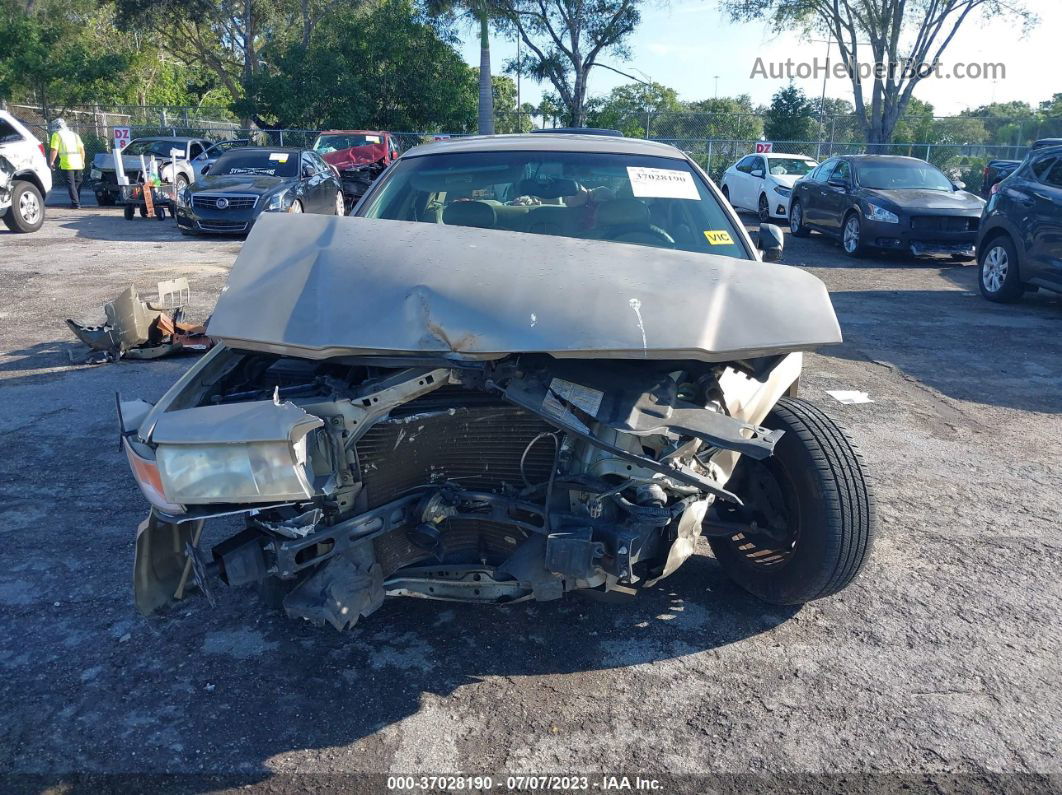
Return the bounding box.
[113,127,131,151]
[755,141,774,154]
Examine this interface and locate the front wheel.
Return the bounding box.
[842,212,866,258]
[978,235,1023,302]
[708,397,875,605]
[789,199,810,237]
[2,181,44,233]
[758,193,770,222]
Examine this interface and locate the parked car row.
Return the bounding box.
[719,146,1062,303]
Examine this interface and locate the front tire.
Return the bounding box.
[789,199,810,237]
[708,397,875,605]
[842,212,866,258]
[96,192,116,207]
[978,235,1023,302]
[2,181,44,233]
[758,193,770,222]
[721,185,731,206]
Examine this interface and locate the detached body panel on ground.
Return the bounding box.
[124,135,874,630]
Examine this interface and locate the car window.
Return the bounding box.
[767,157,817,176]
[854,160,952,191]
[1031,156,1056,182]
[360,150,751,259]
[122,139,186,157]
[1042,158,1062,188]
[811,159,837,183]
[735,156,755,174]
[0,118,23,145]
[189,143,204,159]
[210,150,297,178]
[753,157,767,175]
[312,152,331,172]
[831,161,851,182]
[313,133,384,153]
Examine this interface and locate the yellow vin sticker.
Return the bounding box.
[704,230,734,245]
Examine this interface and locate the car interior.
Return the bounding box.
[363,152,749,258]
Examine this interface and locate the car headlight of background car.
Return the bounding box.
[865,202,900,224]
[90,168,102,181]
[265,190,290,211]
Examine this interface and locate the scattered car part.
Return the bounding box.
[66,282,213,362]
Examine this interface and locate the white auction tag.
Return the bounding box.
[626,167,700,200]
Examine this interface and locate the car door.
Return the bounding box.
[801,158,837,228]
[299,152,323,212]
[748,155,768,207]
[1025,155,1062,286]
[819,159,853,234]
[729,156,756,209]
[313,152,340,212]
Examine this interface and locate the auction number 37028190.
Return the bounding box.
[386,775,662,791]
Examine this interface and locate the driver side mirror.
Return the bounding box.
[952,180,966,190]
[757,223,784,262]
[827,175,848,188]
[750,169,764,178]
[302,164,315,178]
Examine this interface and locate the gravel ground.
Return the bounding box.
[0,200,1060,791]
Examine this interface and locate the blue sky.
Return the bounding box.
[459,1,1060,116]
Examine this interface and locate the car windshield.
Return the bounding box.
[359,150,749,258]
[856,161,954,191]
[209,150,298,178]
[314,134,383,153]
[123,139,186,157]
[768,157,817,176]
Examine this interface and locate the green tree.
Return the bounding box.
[722,0,1036,145]
[764,83,816,141]
[243,0,477,131]
[0,0,131,114]
[423,0,499,135]
[495,0,643,127]
[489,73,532,132]
[586,81,679,137]
[673,95,764,140]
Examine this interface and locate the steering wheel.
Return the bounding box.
[607,224,676,248]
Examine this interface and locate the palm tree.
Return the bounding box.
[425,0,495,135]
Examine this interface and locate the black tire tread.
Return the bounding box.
[769,396,875,601]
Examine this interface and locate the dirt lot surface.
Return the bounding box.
[1,203,1060,790]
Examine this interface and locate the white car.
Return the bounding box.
[720,152,818,222]
[0,111,52,233]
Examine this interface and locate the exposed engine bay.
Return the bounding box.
[126,346,802,629]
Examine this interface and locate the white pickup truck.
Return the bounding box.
[0,111,52,233]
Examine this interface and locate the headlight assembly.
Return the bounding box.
[773,185,792,197]
[90,168,102,180]
[156,438,316,504]
[865,202,899,223]
[265,191,289,211]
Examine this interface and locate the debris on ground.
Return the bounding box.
[826,389,874,404]
[65,278,214,363]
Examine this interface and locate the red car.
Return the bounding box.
[312,130,400,210]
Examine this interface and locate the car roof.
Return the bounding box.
[223,146,304,154]
[133,136,203,142]
[402,133,687,160]
[838,154,935,165]
[763,152,813,159]
[531,127,625,137]
[318,130,388,135]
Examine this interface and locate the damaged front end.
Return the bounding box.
[126,348,801,629]
[123,214,848,629]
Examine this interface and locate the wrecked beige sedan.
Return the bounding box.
[123,136,874,629]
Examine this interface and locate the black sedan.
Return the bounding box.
[176,147,343,235]
[976,144,1062,302]
[788,155,985,259]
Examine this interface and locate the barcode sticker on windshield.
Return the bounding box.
[626,167,700,200]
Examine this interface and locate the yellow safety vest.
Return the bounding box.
[49,129,85,170]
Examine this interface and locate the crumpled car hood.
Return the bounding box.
[206,214,842,362]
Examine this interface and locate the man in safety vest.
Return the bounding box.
[48,118,86,209]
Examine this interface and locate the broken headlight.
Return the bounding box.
[155,437,317,505]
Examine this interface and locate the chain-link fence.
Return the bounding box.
[8,101,1054,196]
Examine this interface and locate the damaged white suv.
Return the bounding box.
[122,135,874,629]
